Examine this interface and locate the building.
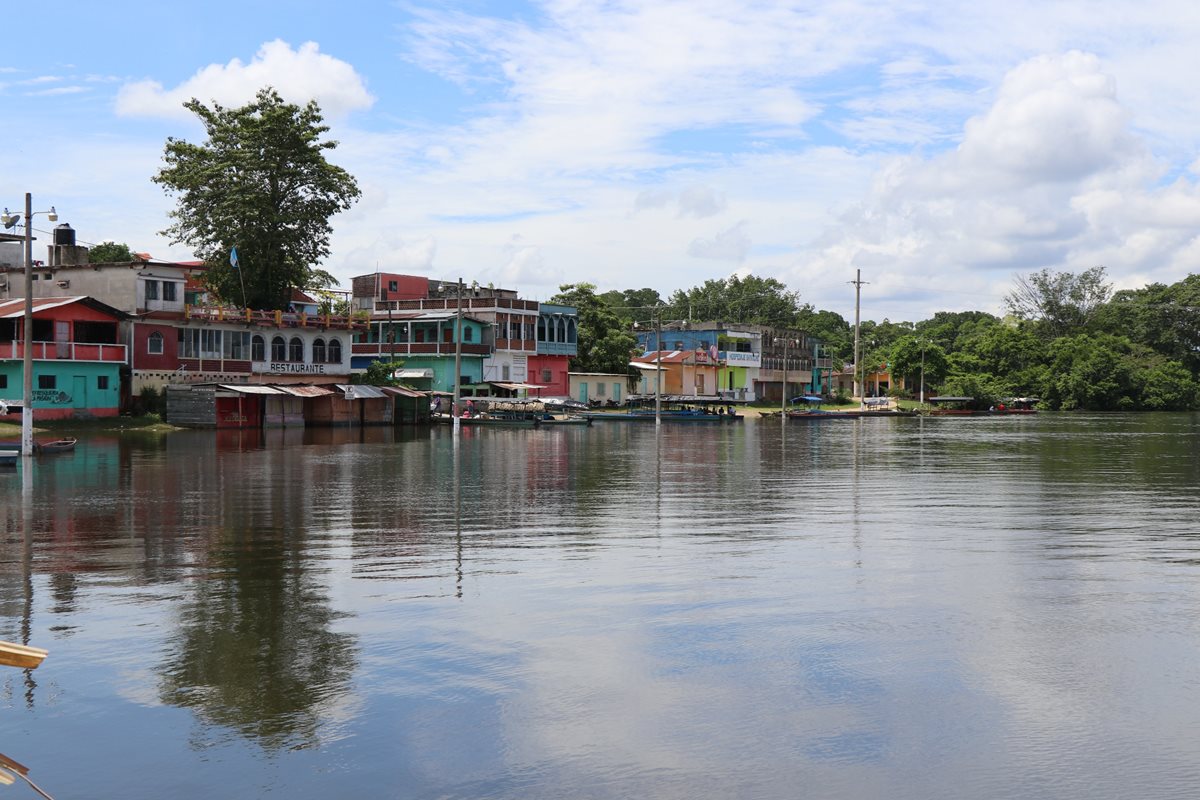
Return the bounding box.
[350,272,578,396]
[568,372,634,405]
[0,296,127,420]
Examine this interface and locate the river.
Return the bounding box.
[2,414,1200,799]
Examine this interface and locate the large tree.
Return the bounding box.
[1004,266,1112,337]
[551,283,638,374]
[668,275,801,328]
[154,88,361,310]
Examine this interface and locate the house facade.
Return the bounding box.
[0,297,127,419]
[350,272,578,396]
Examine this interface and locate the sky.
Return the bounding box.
[5,1,1200,323]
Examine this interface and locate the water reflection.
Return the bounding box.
[1,416,1200,798]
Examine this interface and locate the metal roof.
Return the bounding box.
[381,386,426,398]
[216,384,285,395]
[336,384,389,400]
[270,385,335,397]
[489,381,546,390]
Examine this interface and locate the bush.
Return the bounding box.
[140,387,166,416]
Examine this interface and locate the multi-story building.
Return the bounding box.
[0,296,127,419]
[350,272,578,396]
[634,322,831,401]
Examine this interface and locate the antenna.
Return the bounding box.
[2,213,19,230]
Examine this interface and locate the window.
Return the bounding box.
[162,282,177,302]
[145,280,159,300]
[328,338,342,363]
[313,338,327,363]
[97,375,109,390]
[271,336,286,362]
[0,375,6,389]
[502,365,511,380]
[567,319,577,343]
[226,331,249,360]
[200,329,222,358]
[542,369,552,383]
[538,317,547,341]
[38,375,56,390]
[252,335,266,362]
[147,331,164,355]
[464,327,474,342]
[288,337,303,362]
[388,280,398,291]
[596,381,606,397]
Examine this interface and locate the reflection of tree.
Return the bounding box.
[158,531,356,750]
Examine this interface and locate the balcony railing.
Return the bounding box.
[374,297,540,313]
[351,342,491,357]
[1,341,127,363]
[185,305,368,330]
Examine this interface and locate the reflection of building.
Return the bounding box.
[351,272,578,396]
[0,296,127,419]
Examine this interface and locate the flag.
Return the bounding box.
[229,247,239,269]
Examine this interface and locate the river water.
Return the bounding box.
[2,415,1200,799]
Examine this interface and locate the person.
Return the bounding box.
[465,398,476,418]
[431,396,441,414]
[727,404,736,416]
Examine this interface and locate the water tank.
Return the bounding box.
[53,223,75,246]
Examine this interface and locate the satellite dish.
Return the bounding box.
[2,214,19,230]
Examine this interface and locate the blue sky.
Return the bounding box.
[6,1,1200,321]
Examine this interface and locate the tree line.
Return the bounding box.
[554,267,1200,411]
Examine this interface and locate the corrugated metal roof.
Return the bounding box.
[381,386,426,398]
[490,381,546,390]
[217,384,285,395]
[0,296,89,318]
[271,385,335,397]
[337,384,389,400]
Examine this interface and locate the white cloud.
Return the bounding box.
[115,40,374,119]
[677,185,726,219]
[689,221,751,262]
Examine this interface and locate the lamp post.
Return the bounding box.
[2,194,57,458]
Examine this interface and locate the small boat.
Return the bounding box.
[0,640,48,670]
[36,437,77,454]
[784,396,857,420]
[0,449,17,466]
[537,415,592,427]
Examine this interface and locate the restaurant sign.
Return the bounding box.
[252,362,327,375]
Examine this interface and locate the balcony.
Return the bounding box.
[536,340,577,356]
[375,297,540,313]
[1,340,127,363]
[351,342,491,357]
[185,305,368,331]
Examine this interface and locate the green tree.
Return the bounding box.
[551,282,638,374]
[355,358,406,386]
[599,288,664,326]
[88,241,136,263]
[1004,266,1112,337]
[1136,360,1200,410]
[889,336,949,395]
[668,275,801,327]
[795,305,852,362]
[154,87,361,310]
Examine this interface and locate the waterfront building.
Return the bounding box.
[0,296,127,420]
[350,272,578,396]
[635,322,830,401]
[568,372,634,405]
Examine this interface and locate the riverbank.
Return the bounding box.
[0,415,180,437]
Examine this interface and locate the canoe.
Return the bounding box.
[0,640,48,670]
[36,437,76,454]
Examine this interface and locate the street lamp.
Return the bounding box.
[919,338,927,405]
[2,195,57,458]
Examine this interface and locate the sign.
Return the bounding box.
[252,362,327,375]
[32,389,70,405]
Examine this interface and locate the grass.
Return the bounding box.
[0,414,181,437]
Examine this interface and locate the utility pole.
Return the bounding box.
[452,278,463,435]
[850,269,868,409]
[655,304,663,426]
[780,335,788,421]
[919,340,926,405]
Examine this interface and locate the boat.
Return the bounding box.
[925,397,1038,416]
[537,415,592,427]
[0,449,17,466]
[36,437,77,454]
[784,396,858,420]
[0,640,48,670]
[584,397,743,422]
